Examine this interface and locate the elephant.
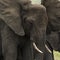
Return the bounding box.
[0,0,32,60]
[41,0,60,51]
[21,4,46,60]
[42,0,60,35]
[19,3,54,60]
[0,0,54,60]
[41,0,60,32]
[41,0,60,60]
[0,0,45,60]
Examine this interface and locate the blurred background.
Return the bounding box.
[54,51,60,60]
[31,0,41,4]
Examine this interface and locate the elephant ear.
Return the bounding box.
[30,4,48,42]
[47,32,60,51]
[42,0,60,32]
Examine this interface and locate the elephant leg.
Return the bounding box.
[1,22,19,60]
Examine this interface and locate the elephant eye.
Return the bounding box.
[23,3,27,6]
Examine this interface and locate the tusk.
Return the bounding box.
[33,42,43,53]
[45,44,52,53]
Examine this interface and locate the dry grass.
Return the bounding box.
[53,51,60,60]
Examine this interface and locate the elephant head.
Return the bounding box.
[22,4,48,36]
[22,4,54,60]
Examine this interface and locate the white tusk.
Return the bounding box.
[33,42,43,53]
[45,44,52,53]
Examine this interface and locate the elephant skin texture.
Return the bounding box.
[0,0,31,60]
[42,0,60,32]
[42,0,60,52]
[21,4,54,60]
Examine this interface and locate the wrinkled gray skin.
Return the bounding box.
[21,4,47,60]
[0,0,31,60]
[0,1,53,60]
[41,0,60,52]
[0,0,47,60]
[42,0,60,32]
[20,4,54,60]
[27,5,48,60]
[47,32,60,52]
[0,0,54,60]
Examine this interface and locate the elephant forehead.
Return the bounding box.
[26,10,42,17]
[28,5,46,15]
[24,12,42,23]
